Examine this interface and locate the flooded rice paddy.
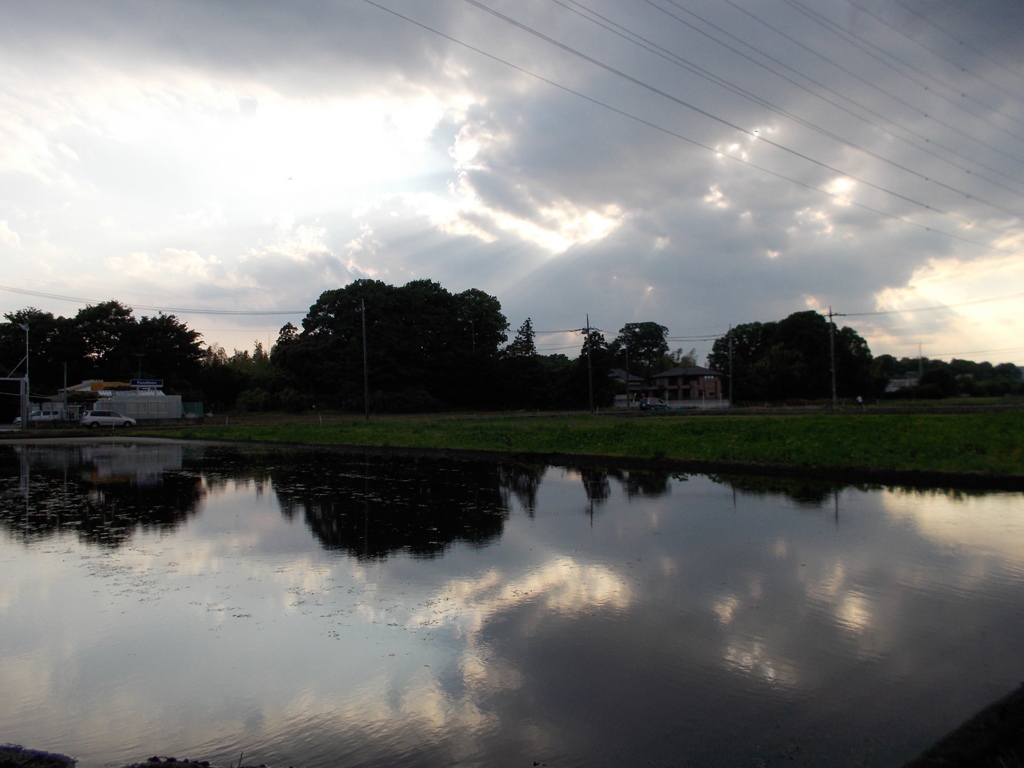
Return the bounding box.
[1,440,1023,768]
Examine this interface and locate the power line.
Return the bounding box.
[841,0,1024,131]
[362,0,1022,257]
[712,0,1024,201]
[554,0,1024,222]
[709,0,1024,199]
[651,0,1024,208]
[929,346,1024,359]
[780,0,1024,153]
[460,0,1017,229]
[842,291,1024,317]
[0,284,304,316]
[536,344,584,353]
[893,0,1024,98]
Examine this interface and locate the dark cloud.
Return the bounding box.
[2,0,1023,360]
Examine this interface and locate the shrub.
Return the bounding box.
[236,388,274,412]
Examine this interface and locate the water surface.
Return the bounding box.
[1,440,1022,767]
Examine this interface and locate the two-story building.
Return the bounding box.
[651,366,725,405]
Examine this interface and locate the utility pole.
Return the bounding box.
[827,308,844,408]
[20,323,29,428]
[361,300,369,422]
[624,342,630,409]
[586,314,594,414]
[728,325,733,405]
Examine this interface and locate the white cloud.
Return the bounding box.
[867,250,1024,359]
[0,220,19,248]
[107,248,222,282]
[1,0,1023,361]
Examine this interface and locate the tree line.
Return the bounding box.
[1,302,203,400]
[705,310,1022,402]
[2,280,1020,416]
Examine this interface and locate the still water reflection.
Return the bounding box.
[1,440,1023,768]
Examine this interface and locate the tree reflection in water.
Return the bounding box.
[0,442,994,556]
[497,462,545,514]
[1,441,1022,768]
[608,467,675,499]
[0,442,206,547]
[0,443,689,557]
[268,452,511,559]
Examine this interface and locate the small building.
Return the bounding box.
[608,368,647,407]
[885,375,920,393]
[99,389,184,420]
[652,366,725,405]
[62,380,134,395]
[62,380,184,420]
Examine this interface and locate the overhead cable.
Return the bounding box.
[363,0,1021,257]
[555,0,1024,221]
[0,284,304,316]
[709,0,1024,198]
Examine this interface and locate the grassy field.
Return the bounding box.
[143,407,1024,481]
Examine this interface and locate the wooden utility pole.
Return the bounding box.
[586,314,594,414]
[361,300,369,422]
[827,308,844,408]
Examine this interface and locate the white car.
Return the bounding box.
[13,410,64,426]
[80,410,137,428]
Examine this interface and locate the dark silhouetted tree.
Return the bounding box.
[708,311,876,402]
[274,279,507,411]
[609,322,669,381]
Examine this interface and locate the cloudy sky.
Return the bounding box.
[2,0,1023,366]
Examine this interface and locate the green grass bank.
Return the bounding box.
[145,408,1024,484]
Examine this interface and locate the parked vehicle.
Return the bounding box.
[639,397,670,412]
[13,410,64,426]
[80,410,136,428]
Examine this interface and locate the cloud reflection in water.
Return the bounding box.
[0,443,1023,768]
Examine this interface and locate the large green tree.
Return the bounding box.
[569,329,614,411]
[1,308,82,395]
[499,317,549,409]
[73,301,137,375]
[708,311,877,402]
[0,302,204,417]
[273,279,508,411]
[609,322,670,381]
[132,313,204,391]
